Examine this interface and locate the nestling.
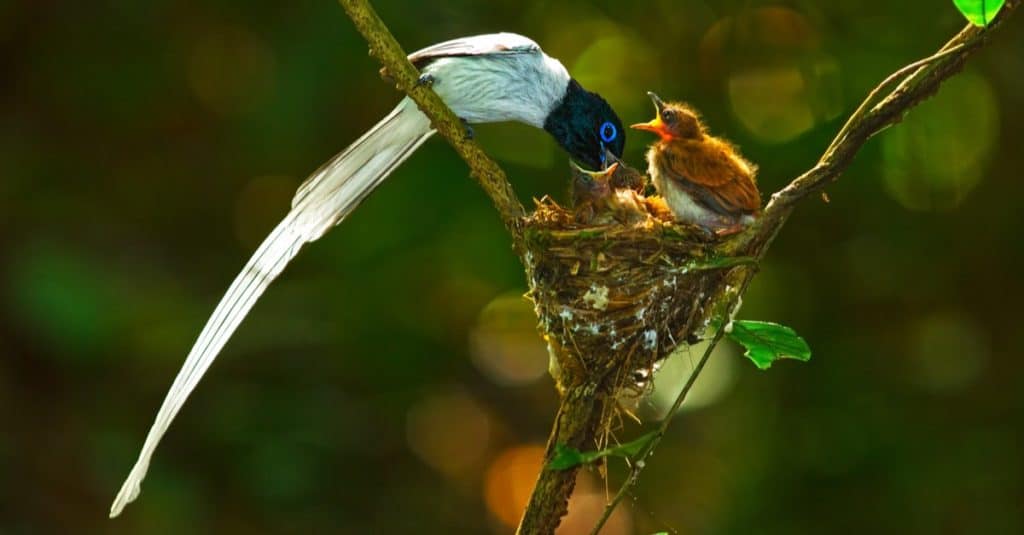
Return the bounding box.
[631,92,760,233]
[602,149,648,193]
[570,161,647,225]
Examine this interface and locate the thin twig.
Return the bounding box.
[588,272,749,535]
[332,1,1020,533]
[589,5,1020,532]
[823,44,964,156]
[336,0,526,232]
[746,2,1019,253]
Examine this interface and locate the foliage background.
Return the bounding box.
[2,0,1022,533]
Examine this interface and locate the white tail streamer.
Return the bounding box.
[110,97,433,517]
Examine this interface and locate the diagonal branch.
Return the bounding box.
[738,0,1020,257]
[333,1,1020,534]
[589,3,1020,534]
[337,0,526,231]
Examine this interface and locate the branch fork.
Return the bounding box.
[337,1,1020,533]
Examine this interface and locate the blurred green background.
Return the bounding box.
[2,0,1023,533]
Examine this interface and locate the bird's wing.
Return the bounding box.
[663,140,761,216]
[407,32,540,69]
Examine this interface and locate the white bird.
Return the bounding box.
[110,32,625,517]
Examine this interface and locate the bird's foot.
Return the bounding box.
[714,223,746,237]
[460,118,475,140]
[415,73,436,88]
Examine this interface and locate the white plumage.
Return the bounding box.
[110,33,572,517]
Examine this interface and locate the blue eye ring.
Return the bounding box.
[599,121,617,143]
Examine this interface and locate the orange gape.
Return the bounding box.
[632,92,760,233]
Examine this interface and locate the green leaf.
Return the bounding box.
[547,443,586,470]
[547,431,659,470]
[953,0,1006,26]
[727,320,811,370]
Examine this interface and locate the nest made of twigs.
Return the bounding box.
[521,197,740,404]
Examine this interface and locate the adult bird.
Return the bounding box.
[110,32,625,517]
[631,92,759,233]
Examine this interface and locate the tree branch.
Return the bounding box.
[588,286,741,535]
[333,1,1020,534]
[589,4,1020,533]
[587,269,753,535]
[337,0,526,232]
[738,2,1020,257]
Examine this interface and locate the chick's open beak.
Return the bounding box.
[630,91,670,138]
[572,160,619,180]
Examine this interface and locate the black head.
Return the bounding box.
[544,79,626,171]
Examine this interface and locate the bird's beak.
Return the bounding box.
[647,91,666,111]
[602,161,620,177]
[602,148,620,168]
[572,159,619,180]
[631,91,670,139]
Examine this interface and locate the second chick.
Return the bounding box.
[570,161,649,225]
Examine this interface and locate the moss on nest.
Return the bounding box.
[521,197,745,414]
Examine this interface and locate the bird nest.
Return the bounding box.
[521,198,744,401]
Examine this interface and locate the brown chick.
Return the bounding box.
[631,92,760,233]
[602,149,648,193]
[570,161,647,225]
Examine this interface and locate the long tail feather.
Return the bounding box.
[110,97,433,517]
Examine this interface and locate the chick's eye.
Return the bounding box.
[599,121,617,143]
[661,110,674,121]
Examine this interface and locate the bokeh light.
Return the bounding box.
[4,0,1022,532]
[484,444,546,528]
[571,31,662,119]
[727,65,817,143]
[470,292,549,386]
[406,389,492,478]
[535,9,662,120]
[647,340,738,418]
[882,72,998,211]
[907,311,990,392]
[700,6,843,143]
[558,488,632,535]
